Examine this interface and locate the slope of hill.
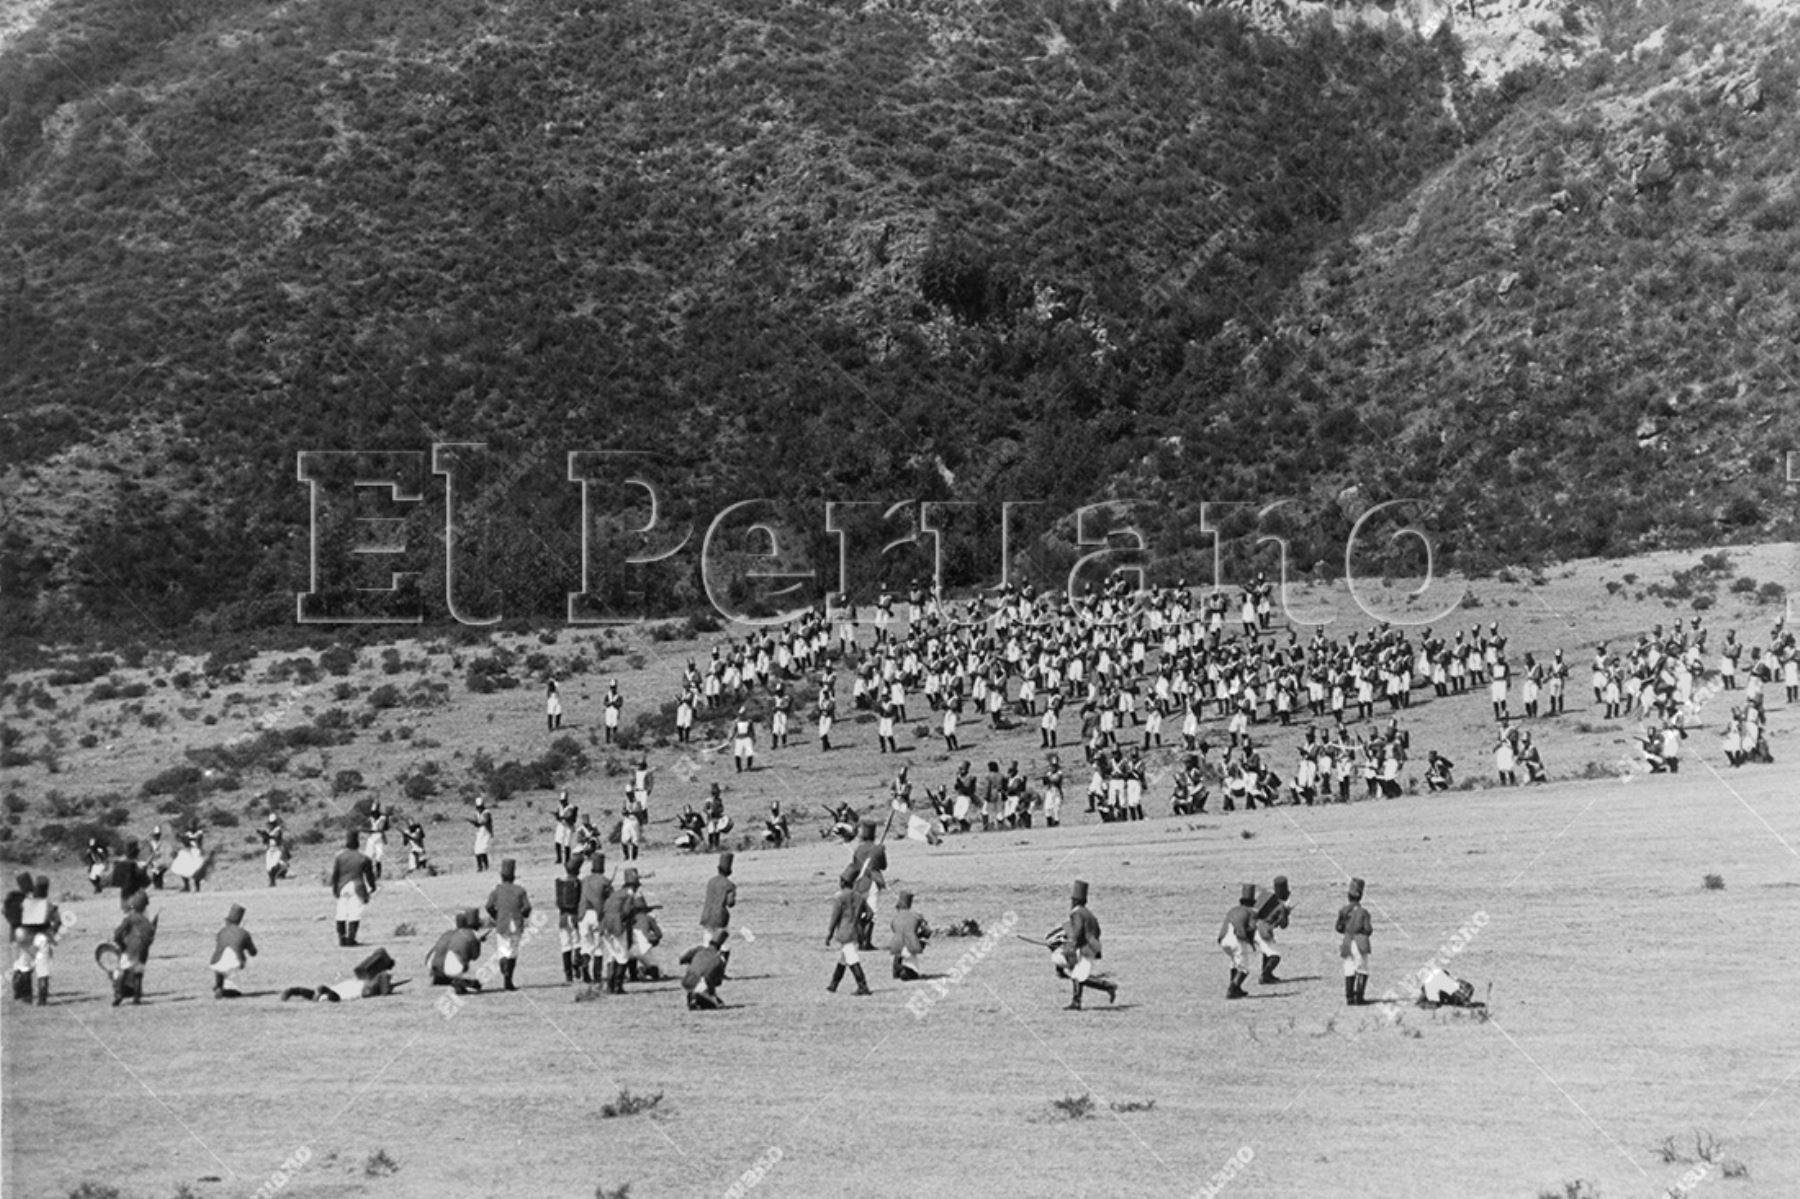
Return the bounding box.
[0,0,1794,645]
[1130,0,1800,577]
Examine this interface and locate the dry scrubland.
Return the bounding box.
[1,545,1797,1199]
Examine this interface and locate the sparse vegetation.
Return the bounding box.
[364,1148,399,1177]
[1049,1093,1096,1120]
[599,1090,663,1119]
[1704,874,1725,891]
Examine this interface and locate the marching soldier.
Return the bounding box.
[1217,884,1256,1000]
[109,841,152,910]
[1336,877,1373,1006]
[109,889,154,1006]
[18,876,65,1006]
[329,829,377,948]
[1058,879,1118,1010]
[575,852,611,985]
[1255,876,1292,984]
[210,903,258,998]
[700,852,737,978]
[555,857,584,983]
[845,819,888,951]
[825,875,873,996]
[483,859,531,992]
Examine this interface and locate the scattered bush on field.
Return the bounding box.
[600,1090,663,1118]
[1535,1181,1600,1199]
[364,1149,399,1176]
[1048,1093,1095,1120]
[1703,873,1725,891]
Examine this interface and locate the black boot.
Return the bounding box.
[828,964,846,993]
[34,977,48,1007]
[501,959,517,992]
[1260,956,1282,985]
[850,965,871,995]
[1227,970,1247,1000]
[1066,980,1083,1010]
[561,951,574,983]
[336,921,347,946]
[344,922,360,947]
[112,974,127,1007]
[1345,976,1358,1006]
[10,970,29,1002]
[892,957,905,980]
[1355,974,1369,1005]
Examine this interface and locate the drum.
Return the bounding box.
[94,943,122,977]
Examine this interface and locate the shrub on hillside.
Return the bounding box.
[319,645,358,676]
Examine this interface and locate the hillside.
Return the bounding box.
[1132,0,1800,575]
[0,0,1796,644]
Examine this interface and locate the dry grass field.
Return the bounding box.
[2,544,1796,1199]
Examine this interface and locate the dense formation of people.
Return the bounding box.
[9,580,1791,1013]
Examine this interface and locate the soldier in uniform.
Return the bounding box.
[603,678,623,743]
[845,819,888,950]
[703,783,731,852]
[1057,879,1118,1010]
[1217,884,1256,1000]
[109,841,152,910]
[427,910,484,995]
[679,929,730,1010]
[210,903,258,998]
[109,889,154,1006]
[553,790,577,865]
[468,797,494,873]
[825,875,873,996]
[575,852,611,985]
[483,859,531,992]
[554,857,584,983]
[700,852,737,978]
[363,801,390,881]
[887,890,930,981]
[329,829,377,948]
[402,815,429,877]
[1336,877,1373,1006]
[598,868,655,994]
[1254,876,1292,984]
[259,815,290,887]
[732,707,757,772]
[16,876,65,1006]
[6,872,34,1001]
